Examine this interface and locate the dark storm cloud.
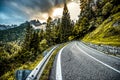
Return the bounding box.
[0,0,66,24]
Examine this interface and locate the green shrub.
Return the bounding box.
[102,2,113,16]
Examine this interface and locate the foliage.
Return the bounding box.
[0,51,43,80]
[83,12,120,46]
[111,5,120,14]
[0,22,26,42]
[68,36,74,41]
[39,39,48,52]
[45,16,53,46]
[22,22,33,51]
[73,0,120,40]
[0,42,21,74]
[102,2,113,18]
[0,22,47,78]
[59,2,73,42]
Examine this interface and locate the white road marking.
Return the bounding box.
[76,42,120,74]
[80,42,120,60]
[56,45,67,80]
[109,55,120,60]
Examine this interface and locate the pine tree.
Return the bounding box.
[46,16,52,32]
[22,22,33,51]
[45,16,52,46]
[29,31,39,53]
[60,0,72,42]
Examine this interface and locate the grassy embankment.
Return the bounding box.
[83,12,120,47]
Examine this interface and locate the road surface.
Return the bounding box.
[49,41,120,80]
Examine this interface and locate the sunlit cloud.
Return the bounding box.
[36,1,80,22]
[68,2,80,21]
[0,0,80,25]
[52,8,63,18]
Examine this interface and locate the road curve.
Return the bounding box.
[49,41,120,80]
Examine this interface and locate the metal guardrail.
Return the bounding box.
[25,46,58,80]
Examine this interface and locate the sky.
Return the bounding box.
[0,0,80,25]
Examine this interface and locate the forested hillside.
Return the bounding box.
[83,12,120,46]
[0,23,26,42]
[73,0,120,46]
[0,22,48,79]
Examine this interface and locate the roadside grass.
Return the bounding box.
[83,12,120,47]
[40,43,67,80]
[0,47,53,80]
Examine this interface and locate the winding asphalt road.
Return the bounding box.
[49,41,120,80]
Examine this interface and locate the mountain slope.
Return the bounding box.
[83,12,120,46]
[0,23,26,42]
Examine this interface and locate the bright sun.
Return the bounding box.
[42,13,48,19]
[52,8,63,18]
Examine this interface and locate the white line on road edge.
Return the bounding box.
[80,42,120,60]
[76,43,120,74]
[56,45,67,80]
[109,55,120,60]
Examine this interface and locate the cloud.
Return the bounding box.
[0,0,79,25]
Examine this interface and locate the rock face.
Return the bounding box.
[30,20,41,26]
[0,24,17,30]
